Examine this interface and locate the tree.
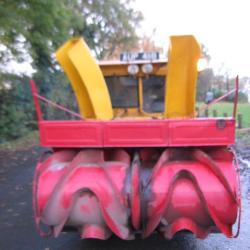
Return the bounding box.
[196,44,214,101]
[72,0,143,59]
[0,0,143,71]
[0,0,143,141]
[197,68,214,101]
[107,33,164,60]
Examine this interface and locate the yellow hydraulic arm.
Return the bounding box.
[164,35,201,118]
[56,38,113,120]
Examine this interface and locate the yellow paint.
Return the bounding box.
[138,77,143,113]
[164,35,201,118]
[100,62,167,77]
[56,38,113,120]
[113,108,163,119]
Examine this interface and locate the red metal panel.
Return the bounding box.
[144,148,238,239]
[39,121,103,147]
[103,120,168,147]
[169,118,235,146]
[34,149,132,239]
[39,119,235,148]
[34,148,240,239]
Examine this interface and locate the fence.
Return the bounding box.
[202,109,244,129]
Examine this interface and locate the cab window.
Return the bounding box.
[105,76,138,108]
[143,76,165,113]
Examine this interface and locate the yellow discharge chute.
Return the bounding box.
[56,38,113,120]
[164,35,201,118]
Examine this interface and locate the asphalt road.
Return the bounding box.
[0,146,249,250]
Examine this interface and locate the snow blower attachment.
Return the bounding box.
[31,35,241,240]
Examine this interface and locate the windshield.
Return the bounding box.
[105,76,138,108]
[143,76,165,113]
[105,75,166,113]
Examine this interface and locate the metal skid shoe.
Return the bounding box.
[33,147,240,240]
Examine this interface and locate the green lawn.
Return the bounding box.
[197,102,250,128]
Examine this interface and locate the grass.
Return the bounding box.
[0,130,39,151]
[197,102,250,128]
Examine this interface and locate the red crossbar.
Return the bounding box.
[34,93,84,120]
[29,80,84,120]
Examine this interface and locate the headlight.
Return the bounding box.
[197,58,208,71]
[128,64,139,75]
[142,63,153,74]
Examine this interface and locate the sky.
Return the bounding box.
[134,0,250,77]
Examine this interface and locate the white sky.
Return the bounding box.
[134,0,250,77]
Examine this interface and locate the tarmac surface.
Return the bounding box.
[0,146,249,250]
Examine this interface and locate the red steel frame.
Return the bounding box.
[31,78,241,240]
[30,79,239,149]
